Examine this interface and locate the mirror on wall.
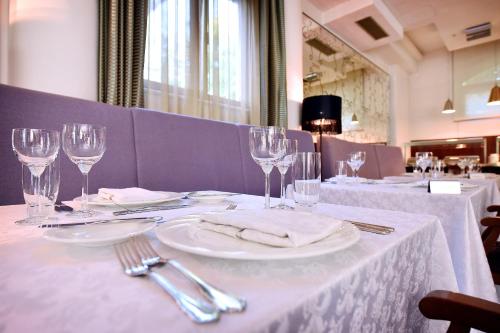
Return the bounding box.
[302,14,390,144]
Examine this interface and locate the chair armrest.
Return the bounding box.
[419,290,500,333]
[481,217,500,227]
[487,205,500,216]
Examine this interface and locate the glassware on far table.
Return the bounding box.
[415,152,433,179]
[431,159,444,179]
[457,158,468,177]
[62,123,106,217]
[347,151,366,181]
[293,152,321,208]
[249,126,286,209]
[12,128,60,225]
[335,160,348,183]
[273,139,298,210]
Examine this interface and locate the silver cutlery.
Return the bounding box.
[226,203,237,210]
[345,220,394,235]
[133,235,246,312]
[115,240,220,324]
[39,216,163,228]
[113,203,191,216]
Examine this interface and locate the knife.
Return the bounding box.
[112,204,191,216]
[39,216,163,228]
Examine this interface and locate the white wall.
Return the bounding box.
[408,48,500,140]
[284,0,303,130]
[7,0,97,100]
[389,64,410,147]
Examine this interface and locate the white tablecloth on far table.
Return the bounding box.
[0,195,458,333]
[320,179,499,303]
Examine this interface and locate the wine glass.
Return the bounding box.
[273,139,298,209]
[457,158,467,177]
[12,128,60,224]
[347,151,366,181]
[249,126,286,209]
[62,123,106,217]
[416,152,433,179]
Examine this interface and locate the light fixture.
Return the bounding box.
[488,41,500,106]
[442,52,456,114]
[351,113,359,125]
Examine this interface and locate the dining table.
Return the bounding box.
[320,176,500,304]
[0,194,459,333]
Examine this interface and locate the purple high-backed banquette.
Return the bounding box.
[0,84,314,205]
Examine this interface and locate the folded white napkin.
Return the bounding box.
[97,187,168,204]
[197,209,342,248]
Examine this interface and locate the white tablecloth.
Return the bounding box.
[320,178,499,303]
[0,195,458,333]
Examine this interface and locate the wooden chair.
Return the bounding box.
[482,207,500,285]
[419,290,500,333]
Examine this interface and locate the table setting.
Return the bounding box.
[320,151,500,304]
[0,124,466,332]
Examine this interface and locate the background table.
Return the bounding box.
[0,195,457,333]
[320,179,499,303]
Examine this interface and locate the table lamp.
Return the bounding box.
[301,95,342,151]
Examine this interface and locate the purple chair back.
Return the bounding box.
[321,136,381,179]
[132,109,246,193]
[374,145,405,178]
[0,84,315,205]
[0,84,138,205]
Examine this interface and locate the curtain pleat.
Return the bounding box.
[98,0,148,107]
[259,0,287,127]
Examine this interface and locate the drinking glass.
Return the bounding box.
[416,152,433,179]
[20,157,60,224]
[62,123,106,217]
[293,152,321,207]
[347,151,366,180]
[12,128,60,224]
[273,139,298,209]
[249,126,286,209]
[336,160,348,183]
[431,159,444,179]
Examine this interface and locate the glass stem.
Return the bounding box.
[264,172,271,209]
[81,172,89,211]
[35,175,41,215]
[280,172,286,206]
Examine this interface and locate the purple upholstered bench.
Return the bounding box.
[321,136,405,180]
[0,84,315,205]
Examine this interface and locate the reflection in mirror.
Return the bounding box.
[302,14,390,144]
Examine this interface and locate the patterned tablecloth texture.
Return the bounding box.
[320,177,500,304]
[0,195,458,333]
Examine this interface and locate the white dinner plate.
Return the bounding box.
[76,191,185,207]
[155,216,360,260]
[43,220,157,247]
[187,191,236,203]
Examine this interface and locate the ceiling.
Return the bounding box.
[307,0,500,53]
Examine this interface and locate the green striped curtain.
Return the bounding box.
[98,0,148,107]
[259,0,287,127]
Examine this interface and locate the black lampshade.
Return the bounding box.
[301,95,342,134]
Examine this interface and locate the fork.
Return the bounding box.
[114,240,220,323]
[133,235,246,312]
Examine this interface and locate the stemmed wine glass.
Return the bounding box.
[347,151,366,181]
[249,126,286,209]
[416,152,433,179]
[273,139,298,209]
[62,123,106,217]
[12,128,60,224]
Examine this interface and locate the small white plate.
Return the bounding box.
[76,191,185,207]
[43,220,156,247]
[155,216,360,260]
[187,191,235,203]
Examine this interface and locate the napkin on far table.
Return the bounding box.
[197,209,343,248]
[97,187,168,204]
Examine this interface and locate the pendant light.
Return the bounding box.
[351,113,359,124]
[487,41,500,106]
[442,51,456,114]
